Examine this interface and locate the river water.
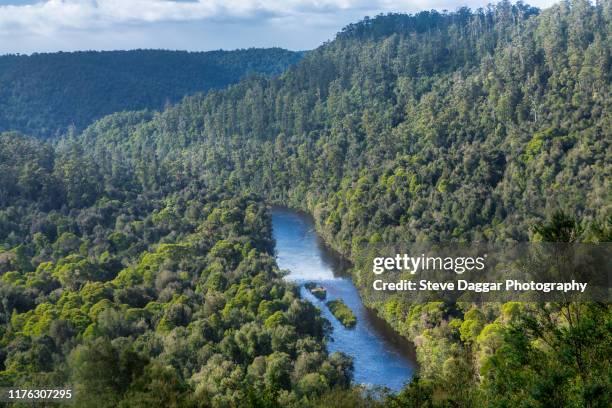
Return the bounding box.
[272,207,416,392]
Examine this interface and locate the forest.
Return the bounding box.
[0,0,610,406]
[0,48,303,138]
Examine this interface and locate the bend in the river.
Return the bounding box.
[272,207,416,392]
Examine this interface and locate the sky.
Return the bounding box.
[0,0,560,54]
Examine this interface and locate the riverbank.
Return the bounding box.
[272,207,416,391]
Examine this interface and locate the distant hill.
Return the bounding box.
[0,48,303,138]
[0,2,610,407]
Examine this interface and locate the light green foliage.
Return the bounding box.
[0,192,350,406]
[0,1,609,406]
[326,299,357,328]
[459,308,486,344]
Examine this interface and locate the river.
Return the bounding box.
[272,207,416,392]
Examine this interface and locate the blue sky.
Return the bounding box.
[0,1,559,54]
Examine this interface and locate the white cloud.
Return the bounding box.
[0,0,560,33]
[0,0,369,35]
[0,0,560,53]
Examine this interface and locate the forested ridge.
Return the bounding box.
[80,0,609,244]
[0,1,610,407]
[0,48,303,138]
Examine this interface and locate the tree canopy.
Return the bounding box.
[0,1,610,406]
[0,48,303,138]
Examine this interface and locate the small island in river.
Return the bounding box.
[326,299,357,328]
[305,282,327,300]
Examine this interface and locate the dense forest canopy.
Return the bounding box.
[81,0,610,245]
[0,48,303,138]
[0,1,610,406]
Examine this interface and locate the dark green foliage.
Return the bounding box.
[78,0,609,248]
[0,1,610,406]
[0,144,351,405]
[533,210,584,242]
[0,49,303,138]
[69,338,149,407]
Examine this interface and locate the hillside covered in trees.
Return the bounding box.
[0,48,303,138]
[0,0,610,406]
